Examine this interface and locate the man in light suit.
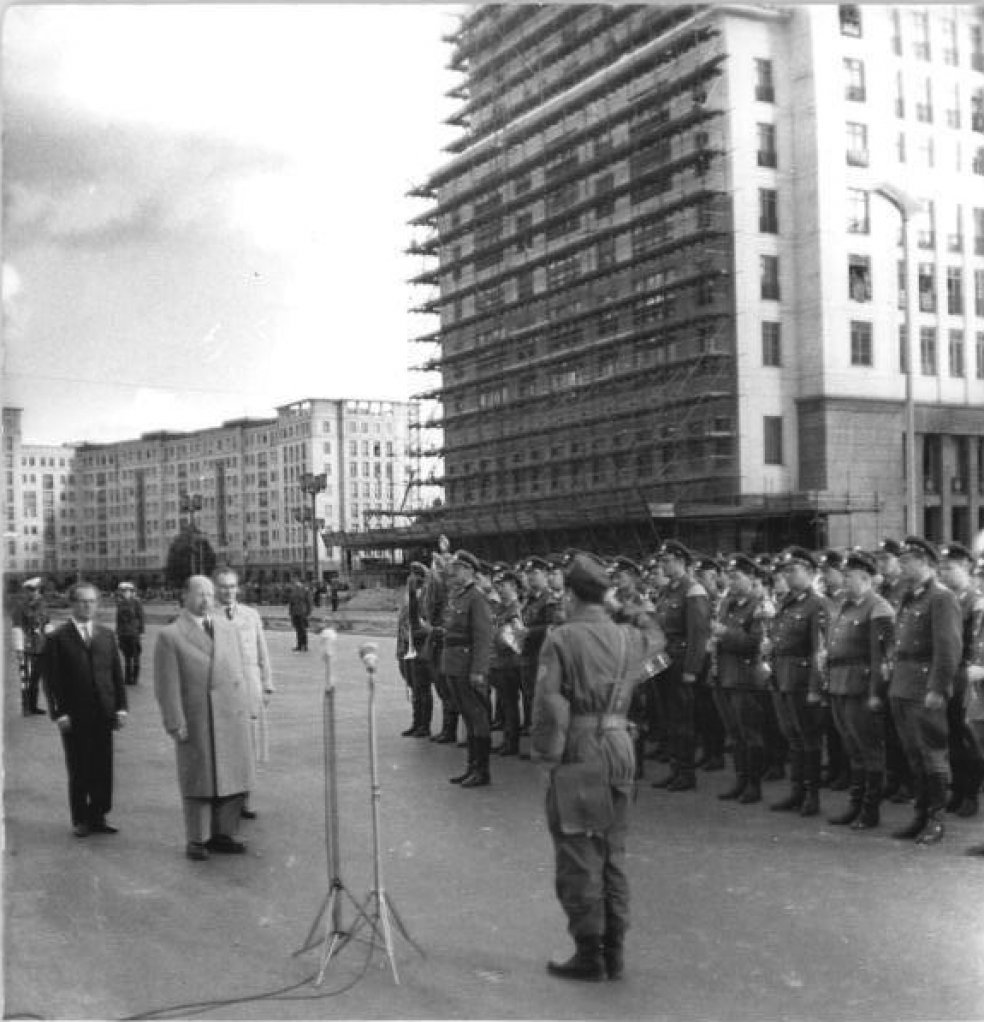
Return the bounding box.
[42,582,128,837]
[214,567,275,820]
[154,575,255,861]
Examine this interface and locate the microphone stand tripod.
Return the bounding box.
[294,629,372,985]
[342,642,424,984]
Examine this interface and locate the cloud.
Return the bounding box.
[3,95,288,252]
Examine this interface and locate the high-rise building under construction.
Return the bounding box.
[408,4,984,558]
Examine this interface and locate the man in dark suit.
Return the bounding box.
[43,581,128,837]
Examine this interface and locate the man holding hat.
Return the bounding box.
[115,582,145,686]
[939,542,984,818]
[651,541,711,792]
[440,550,494,787]
[888,536,962,844]
[531,553,663,981]
[766,547,828,816]
[822,549,895,829]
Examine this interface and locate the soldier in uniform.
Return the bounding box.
[286,576,313,652]
[424,547,458,744]
[693,555,727,772]
[888,536,962,844]
[822,550,895,829]
[14,578,49,716]
[713,554,768,804]
[441,550,494,788]
[817,551,850,791]
[938,542,984,817]
[489,569,525,756]
[651,540,711,792]
[399,562,435,738]
[964,557,984,855]
[766,547,827,816]
[521,557,560,742]
[115,582,145,686]
[531,553,662,982]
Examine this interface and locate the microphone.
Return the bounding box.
[359,642,379,672]
[321,628,338,661]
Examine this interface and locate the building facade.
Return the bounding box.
[2,398,422,585]
[406,3,984,558]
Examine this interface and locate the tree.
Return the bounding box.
[165,528,216,587]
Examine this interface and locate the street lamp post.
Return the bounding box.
[873,182,922,536]
[300,472,328,587]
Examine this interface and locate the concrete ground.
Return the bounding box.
[4,619,984,1021]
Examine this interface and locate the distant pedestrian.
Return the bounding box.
[115,582,145,685]
[214,568,275,820]
[42,582,128,837]
[14,578,49,715]
[287,576,313,652]
[154,575,255,861]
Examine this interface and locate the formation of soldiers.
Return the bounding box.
[396,534,984,853]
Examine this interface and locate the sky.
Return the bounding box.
[2,2,460,445]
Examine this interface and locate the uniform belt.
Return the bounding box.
[828,657,868,668]
[896,653,931,664]
[444,638,471,648]
[571,713,628,732]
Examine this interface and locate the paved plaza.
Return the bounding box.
[4,618,984,1020]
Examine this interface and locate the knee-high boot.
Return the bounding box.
[461,736,491,787]
[851,770,882,830]
[718,748,747,800]
[916,773,948,845]
[828,768,865,825]
[771,749,804,811]
[738,747,763,804]
[800,749,822,816]
[892,773,929,839]
[450,737,477,784]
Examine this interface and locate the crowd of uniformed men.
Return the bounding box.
[397,534,984,852]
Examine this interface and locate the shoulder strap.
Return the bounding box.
[602,628,630,719]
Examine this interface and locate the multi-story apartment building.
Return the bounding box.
[404,3,984,558]
[2,398,421,585]
[2,407,79,577]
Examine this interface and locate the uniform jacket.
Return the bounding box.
[287,585,312,618]
[824,589,895,699]
[153,610,256,798]
[43,621,126,726]
[965,591,984,723]
[879,575,910,612]
[955,585,984,671]
[16,595,49,654]
[531,603,659,792]
[115,598,145,638]
[522,588,560,664]
[888,576,962,701]
[490,594,524,671]
[770,587,826,694]
[656,575,710,676]
[440,579,493,678]
[715,594,765,689]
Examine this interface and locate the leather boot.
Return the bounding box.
[652,762,680,789]
[799,750,821,817]
[946,779,964,813]
[132,661,140,685]
[771,750,804,811]
[828,769,865,825]
[461,737,491,787]
[851,771,882,830]
[434,709,459,744]
[916,774,947,845]
[738,747,763,804]
[602,932,624,980]
[718,749,747,801]
[547,936,605,981]
[892,776,928,839]
[450,737,477,784]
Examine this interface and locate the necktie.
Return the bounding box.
[225,606,234,620]
[203,617,214,640]
[81,624,90,646]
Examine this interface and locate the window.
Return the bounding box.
[917,135,934,168]
[946,84,961,129]
[975,209,984,255]
[846,122,868,166]
[897,131,907,164]
[942,18,959,66]
[848,255,872,302]
[596,235,616,271]
[847,188,869,233]
[839,4,861,37]
[917,200,935,249]
[763,416,783,465]
[973,25,984,72]
[918,263,936,312]
[757,123,777,167]
[975,269,984,317]
[844,58,865,102]
[760,256,780,300]
[920,326,938,375]
[974,147,984,176]
[850,321,873,366]
[976,333,984,380]
[947,206,963,253]
[949,330,965,378]
[759,188,778,233]
[895,71,905,118]
[755,59,774,102]
[947,267,964,315]
[899,325,909,374]
[762,321,782,366]
[973,89,984,133]
[911,10,930,60]
[594,173,615,218]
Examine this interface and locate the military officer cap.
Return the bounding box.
[777,546,817,570]
[560,548,582,568]
[819,549,844,571]
[524,555,550,572]
[565,553,612,602]
[612,555,643,576]
[726,553,758,576]
[453,549,481,572]
[23,577,41,589]
[844,549,877,575]
[657,540,693,564]
[545,553,567,570]
[494,568,521,587]
[118,581,135,591]
[900,535,939,565]
[493,560,511,574]
[477,560,495,577]
[695,554,723,573]
[408,561,429,578]
[939,541,974,564]
[877,538,903,558]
